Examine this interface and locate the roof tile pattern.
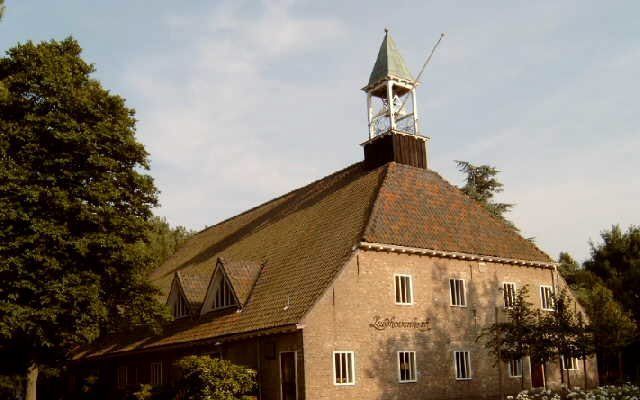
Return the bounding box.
[364,163,552,262]
[219,259,263,306]
[177,270,210,311]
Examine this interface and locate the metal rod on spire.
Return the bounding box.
[396,33,445,117]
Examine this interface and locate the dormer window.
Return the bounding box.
[200,258,262,315]
[213,275,236,309]
[173,293,189,318]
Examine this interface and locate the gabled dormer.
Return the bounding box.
[200,258,263,315]
[167,272,191,319]
[167,270,209,319]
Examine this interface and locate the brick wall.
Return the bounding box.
[302,249,598,400]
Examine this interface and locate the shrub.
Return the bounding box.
[175,355,256,400]
[507,383,640,400]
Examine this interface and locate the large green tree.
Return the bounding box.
[558,249,637,383]
[0,38,168,400]
[584,225,640,321]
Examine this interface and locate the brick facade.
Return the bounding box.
[301,249,598,400]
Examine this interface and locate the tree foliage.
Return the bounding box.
[0,37,169,389]
[584,225,640,322]
[138,216,194,271]
[479,286,595,388]
[175,356,256,400]
[456,160,514,225]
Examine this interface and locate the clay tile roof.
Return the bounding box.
[364,163,552,262]
[219,259,263,306]
[176,270,209,311]
[77,161,552,359]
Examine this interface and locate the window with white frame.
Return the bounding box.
[173,294,189,318]
[333,351,355,385]
[503,282,516,308]
[397,351,417,383]
[450,279,466,307]
[562,356,579,371]
[454,351,471,380]
[150,362,162,385]
[395,275,413,305]
[116,366,128,388]
[508,359,522,378]
[540,285,554,311]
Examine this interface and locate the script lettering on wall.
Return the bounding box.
[369,316,431,331]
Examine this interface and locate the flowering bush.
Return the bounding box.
[507,384,640,400]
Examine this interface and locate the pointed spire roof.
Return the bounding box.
[368,29,414,86]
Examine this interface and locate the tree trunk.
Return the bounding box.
[559,355,565,385]
[617,351,624,383]
[543,363,549,390]
[25,362,38,400]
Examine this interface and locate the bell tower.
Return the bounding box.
[362,29,429,170]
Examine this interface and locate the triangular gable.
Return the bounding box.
[200,259,240,314]
[166,273,191,319]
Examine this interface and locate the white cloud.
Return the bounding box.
[124,0,348,229]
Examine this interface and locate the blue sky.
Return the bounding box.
[1,1,638,261]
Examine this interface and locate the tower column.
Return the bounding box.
[387,80,396,131]
[411,88,419,134]
[367,93,373,139]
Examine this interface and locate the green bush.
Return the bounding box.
[175,355,256,400]
[508,383,640,400]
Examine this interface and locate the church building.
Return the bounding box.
[72,31,597,400]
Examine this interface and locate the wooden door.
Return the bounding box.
[280,352,297,400]
[531,361,545,388]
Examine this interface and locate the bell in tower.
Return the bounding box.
[362,29,429,170]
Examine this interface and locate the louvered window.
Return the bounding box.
[450,279,466,307]
[117,366,128,388]
[150,362,162,385]
[398,351,417,382]
[454,351,471,380]
[333,351,355,385]
[562,356,578,370]
[214,277,235,309]
[540,285,554,311]
[173,294,189,318]
[503,282,516,308]
[395,275,413,304]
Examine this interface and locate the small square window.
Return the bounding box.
[395,275,413,305]
[450,279,466,307]
[508,359,522,378]
[503,282,516,308]
[333,351,355,385]
[397,351,417,383]
[454,351,471,380]
[540,285,554,311]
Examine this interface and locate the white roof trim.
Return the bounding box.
[358,241,558,268]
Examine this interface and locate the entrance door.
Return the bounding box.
[531,361,545,388]
[280,351,297,400]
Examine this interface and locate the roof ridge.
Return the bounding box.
[361,162,394,239]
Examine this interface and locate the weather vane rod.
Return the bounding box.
[397,32,445,113]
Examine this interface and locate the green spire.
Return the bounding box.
[368,29,414,86]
